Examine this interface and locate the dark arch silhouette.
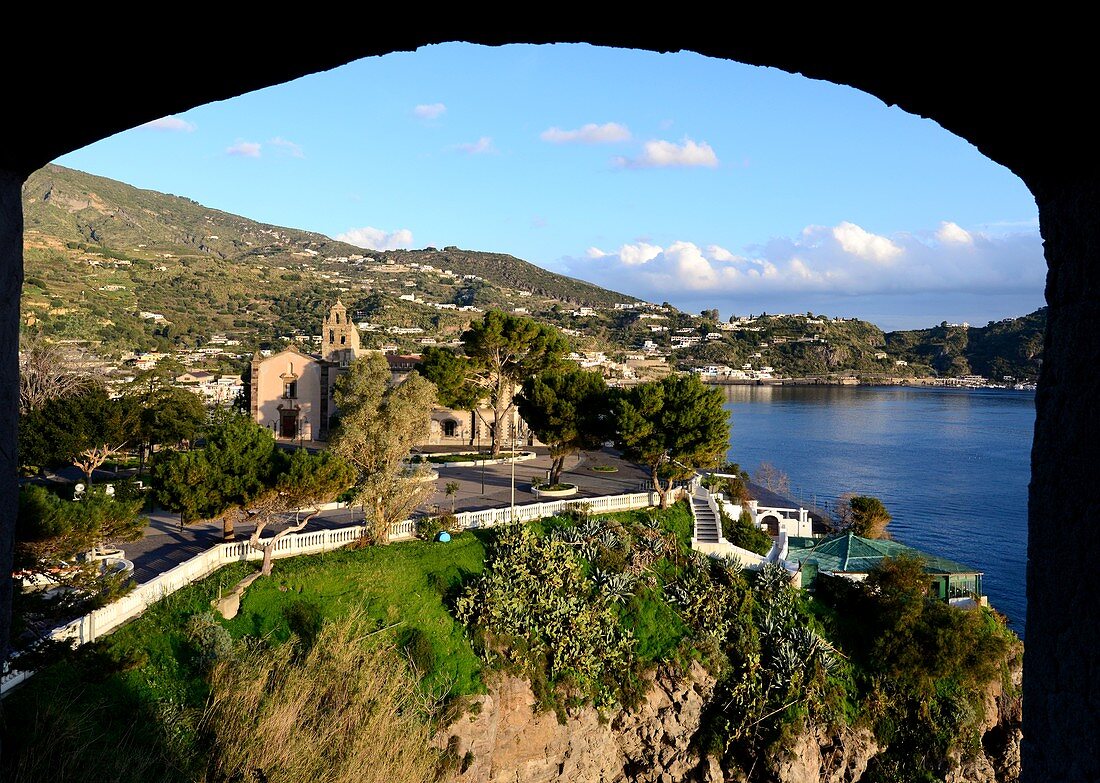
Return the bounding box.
[2,21,1094,781]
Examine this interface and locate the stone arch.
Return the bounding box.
[2,22,1096,780]
[757,512,783,537]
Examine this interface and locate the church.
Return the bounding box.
[249,301,528,447]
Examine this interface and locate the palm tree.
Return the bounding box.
[445,481,460,514]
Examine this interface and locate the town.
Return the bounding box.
[6,291,1020,783]
[2,163,1039,783]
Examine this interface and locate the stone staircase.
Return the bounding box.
[691,488,721,544]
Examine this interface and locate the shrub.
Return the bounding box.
[455,525,633,708]
[204,612,441,783]
[184,612,234,670]
[812,555,1021,780]
[416,513,458,541]
[282,599,324,650]
[722,508,772,556]
[397,627,437,676]
[836,493,892,539]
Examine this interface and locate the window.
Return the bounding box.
[340,334,346,344]
[283,380,297,399]
[329,329,335,343]
[443,419,458,437]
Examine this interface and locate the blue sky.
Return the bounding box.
[56,43,1045,330]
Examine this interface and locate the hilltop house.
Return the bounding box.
[250,301,529,447]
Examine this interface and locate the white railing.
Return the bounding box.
[706,490,722,528]
[2,488,668,696]
[693,539,767,569]
[766,531,789,563]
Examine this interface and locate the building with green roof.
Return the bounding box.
[784,531,984,604]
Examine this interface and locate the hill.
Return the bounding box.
[886,309,1046,380]
[20,164,1045,382]
[20,165,632,357]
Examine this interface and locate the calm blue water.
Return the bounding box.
[722,385,1033,635]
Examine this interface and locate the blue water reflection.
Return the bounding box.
[722,385,1033,634]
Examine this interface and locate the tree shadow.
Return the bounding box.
[1,642,206,783]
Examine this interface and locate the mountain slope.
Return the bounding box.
[886,309,1045,380]
[20,165,633,354]
[20,164,1046,381]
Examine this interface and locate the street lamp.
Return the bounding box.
[477,414,485,494]
[510,421,517,522]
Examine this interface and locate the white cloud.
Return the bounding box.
[454,136,495,155]
[831,221,903,263]
[226,141,262,158]
[936,221,974,245]
[413,103,447,120]
[143,115,196,132]
[269,137,304,158]
[540,122,631,144]
[572,220,1044,300]
[337,226,415,251]
[614,137,719,169]
[706,244,739,263]
[617,242,663,266]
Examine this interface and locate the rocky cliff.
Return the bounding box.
[437,657,1023,783]
[438,662,720,783]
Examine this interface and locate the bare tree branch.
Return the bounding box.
[73,442,125,483]
[19,332,98,413]
[248,499,322,576]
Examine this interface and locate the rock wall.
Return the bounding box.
[950,653,1024,783]
[438,662,720,783]
[0,169,22,666]
[769,724,879,783]
[437,655,1023,783]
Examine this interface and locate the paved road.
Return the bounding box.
[123,507,366,584]
[120,447,651,584]
[42,447,830,585]
[424,446,652,516]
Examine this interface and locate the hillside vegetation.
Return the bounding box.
[21,164,1045,381]
[3,507,1020,783]
[887,309,1046,380]
[20,165,630,356]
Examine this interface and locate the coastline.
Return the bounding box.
[705,375,1036,390]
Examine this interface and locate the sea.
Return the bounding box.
[721,384,1033,636]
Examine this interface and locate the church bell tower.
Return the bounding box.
[322,300,360,364]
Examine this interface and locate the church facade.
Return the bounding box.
[249,301,363,441]
[249,301,530,447]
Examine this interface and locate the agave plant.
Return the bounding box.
[635,532,664,558]
[596,570,637,604]
[689,550,711,570]
[819,647,838,673]
[548,528,576,546]
[579,518,604,541]
[760,609,784,641]
[598,527,622,551]
[719,553,744,577]
[770,637,805,689]
[754,562,793,604]
[793,625,821,660]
